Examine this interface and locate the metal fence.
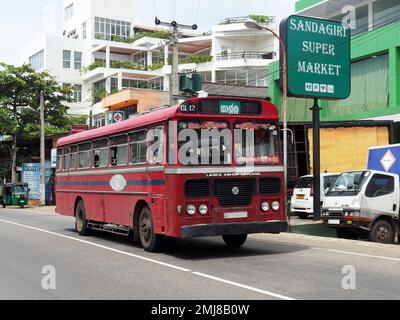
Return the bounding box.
[215,51,276,61]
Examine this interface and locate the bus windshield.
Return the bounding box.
[177,121,280,165]
[234,122,280,165]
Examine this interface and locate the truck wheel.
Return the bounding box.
[223,234,248,248]
[368,220,395,244]
[75,200,90,236]
[336,229,358,240]
[138,207,163,252]
[297,213,309,219]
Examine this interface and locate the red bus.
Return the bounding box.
[56,97,287,252]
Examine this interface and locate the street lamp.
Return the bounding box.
[245,20,289,221]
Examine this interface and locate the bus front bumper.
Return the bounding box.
[181,220,288,238]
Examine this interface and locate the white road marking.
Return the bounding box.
[192,272,295,301]
[0,218,191,272]
[0,218,295,300]
[311,247,400,262]
[250,237,400,262]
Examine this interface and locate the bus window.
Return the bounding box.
[62,147,70,171]
[56,148,63,171]
[110,135,128,167]
[178,121,231,165]
[78,143,92,169]
[234,122,280,165]
[129,130,147,165]
[93,139,108,168]
[149,126,164,165]
[70,145,77,171]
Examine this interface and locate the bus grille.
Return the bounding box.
[185,179,210,197]
[259,177,281,195]
[213,178,256,207]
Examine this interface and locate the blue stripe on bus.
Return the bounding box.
[57,180,165,186]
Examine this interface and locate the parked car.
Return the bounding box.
[291,173,340,219]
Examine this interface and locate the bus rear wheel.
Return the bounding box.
[139,207,163,252]
[75,200,90,236]
[222,234,247,248]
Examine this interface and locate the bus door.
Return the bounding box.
[147,126,166,228]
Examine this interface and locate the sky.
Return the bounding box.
[0,0,296,65]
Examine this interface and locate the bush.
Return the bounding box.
[149,63,164,71]
[133,30,172,42]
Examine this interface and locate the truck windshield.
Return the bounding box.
[327,171,370,197]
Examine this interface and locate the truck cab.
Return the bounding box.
[322,170,399,243]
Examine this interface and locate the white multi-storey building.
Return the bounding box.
[24,0,280,121]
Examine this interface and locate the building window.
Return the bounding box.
[29,50,44,70]
[74,84,82,102]
[82,22,87,40]
[65,3,74,21]
[94,17,131,41]
[215,69,267,86]
[74,51,82,70]
[133,51,147,68]
[373,0,400,30]
[63,50,71,68]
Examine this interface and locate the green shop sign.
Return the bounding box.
[280,15,351,100]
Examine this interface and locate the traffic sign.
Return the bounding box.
[280,15,351,100]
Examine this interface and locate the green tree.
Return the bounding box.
[0,63,72,182]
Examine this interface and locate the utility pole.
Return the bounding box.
[40,91,46,206]
[155,18,198,106]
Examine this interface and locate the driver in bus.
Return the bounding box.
[255,130,270,157]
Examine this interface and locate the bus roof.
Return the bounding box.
[57,97,278,147]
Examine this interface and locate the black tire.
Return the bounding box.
[336,228,358,240]
[368,220,395,244]
[222,234,248,248]
[75,200,90,236]
[20,204,24,209]
[138,206,163,252]
[297,213,309,219]
[128,228,140,244]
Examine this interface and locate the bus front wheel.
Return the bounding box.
[75,200,90,236]
[222,234,247,248]
[139,207,163,252]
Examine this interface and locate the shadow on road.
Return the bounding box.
[64,228,309,260]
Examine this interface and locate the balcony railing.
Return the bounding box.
[215,51,276,61]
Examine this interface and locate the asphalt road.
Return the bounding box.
[0,207,400,300]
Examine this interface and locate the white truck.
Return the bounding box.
[321,144,400,243]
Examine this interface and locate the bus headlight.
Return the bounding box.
[261,202,269,212]
[272,201,280,211]
[186,205,196,216]
[199,204,208,215]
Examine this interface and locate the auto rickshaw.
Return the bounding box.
[0,183,29,208]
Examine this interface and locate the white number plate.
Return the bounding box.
[328,219,341,225]
[224,212,248,219]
